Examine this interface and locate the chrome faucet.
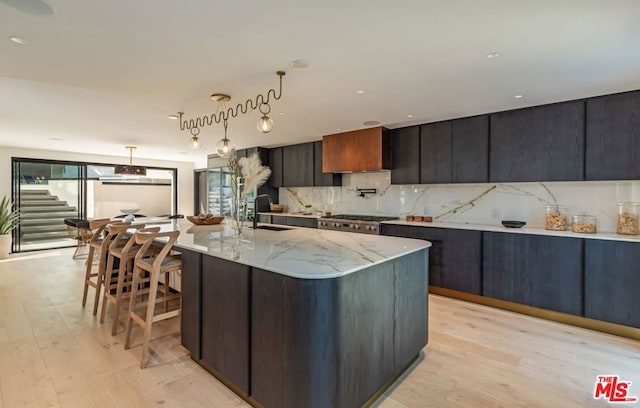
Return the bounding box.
[253,194,272,229]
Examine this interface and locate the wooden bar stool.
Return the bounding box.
[82,219,124,315]
[99,223,149,335]
[124,229,182,368]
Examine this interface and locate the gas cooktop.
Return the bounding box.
[321,214,399,222]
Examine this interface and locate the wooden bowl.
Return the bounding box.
[187,215,225,225]
[272,204,284,213]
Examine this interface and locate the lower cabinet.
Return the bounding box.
[201,256,250,393]
[482,232,583,315]
[585,240,640,328]
[180,248,201,359]
[266,215,317,228]
[380,224,481,294]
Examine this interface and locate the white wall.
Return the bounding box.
[90,181,171,218]
[1,146,194,217]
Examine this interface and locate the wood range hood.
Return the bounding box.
[322,126,391,173]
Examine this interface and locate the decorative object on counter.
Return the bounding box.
[422,216,433,222]
[617,202,639,235]
[228,153,272,236]
[176,71,286,151]
[303,204,313,215]
[413,215,423,222]
[324,210,332,217]
[187,214,224,225]
[271,204,284,213]
[114,146,147,176]
[572,214,597,233]
[0,196,20,259]
[545,205,568,231]
[406,215,414,221]
[357,188,377,197]
[502,220,526,228]
[119,208,140,223]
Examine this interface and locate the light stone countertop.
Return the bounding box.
[156,219,430,279]
[381,220,640,243]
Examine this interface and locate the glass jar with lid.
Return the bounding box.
[545,205,568,231]
[617,202,639,235]
[572,214,597,234]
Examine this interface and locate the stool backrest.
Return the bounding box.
[108,223,145,253]
[133,229,180,270]
[87,218,112,245]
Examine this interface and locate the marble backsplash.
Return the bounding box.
[278,171,640,233]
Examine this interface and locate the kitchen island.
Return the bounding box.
[164,220,430,408]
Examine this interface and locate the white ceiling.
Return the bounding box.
[1,0,639,164]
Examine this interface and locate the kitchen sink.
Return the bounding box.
[254,225,291,231]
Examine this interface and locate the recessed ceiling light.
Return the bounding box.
[407,114,414,118]
[363,121,380,126]
[9,36,27,45]
[167,114,179,120]
[356,90,365,94]
[289,59,309,69]
[49,137,65,141]
[514,94,524,99]
[487,52,500,59]
[279,112,285,116]
[337,128,342,131]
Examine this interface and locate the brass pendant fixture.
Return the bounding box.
[114,146,146,176]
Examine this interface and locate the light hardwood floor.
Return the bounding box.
[0,248,638,407]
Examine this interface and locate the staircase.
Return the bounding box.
[19,189,79,243]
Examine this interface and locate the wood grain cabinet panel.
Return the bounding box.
[586,90,640,180]
[584,240,640,328]
[268,147,283,188]
[490,101,585,182]
[391,126,420,185]
[201,256,250,393]
[313,141,342,186]
[180,248,201,359]
[451,115,489,183]
[420,121,452,184]
[482,232,583,315]
[322,127,391,173]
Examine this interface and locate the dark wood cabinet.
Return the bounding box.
[420,122,452,184]
[180,248,201,359]
[586,90,640,180]
[269,147,283,188]
[201,256,250,393]
[482,232,583,315]
[584,240,640,328]
[380,224,481,294]
[282,143,314,187]
[451,115,489,183]
[313,141,341,186]
[391,126,420,185]
[286,217,317,228]
[271,215,288,225]
[490,101,585,182]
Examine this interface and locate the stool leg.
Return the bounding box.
[111,258,130,336]
[141,269,160,369]
[82,245,95,307]
[92,249,107,316]
[163,271,170,313]
[124,265,142,350]
[100,253,116,324]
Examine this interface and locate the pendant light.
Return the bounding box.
[188,128,202,150]
[257,102,274,133]
[215,120,235,158]
[114,146,147,175]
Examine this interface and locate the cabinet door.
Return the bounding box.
[282,145,298,187]
[451,116,488,183]
[286,217,318,228]
[391,126,420,185]
[313,141,341,186]
[490,101,585,182]
[585,240,640,328]
[420,122,452,183]
[269,147,283,188]
[586,91,640,180]
[180,248,201,359]
[482,232,583,315]
[298,142,315,186]
[272,215,288,225]
[201,256,250,393]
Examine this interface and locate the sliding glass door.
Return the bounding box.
[12,159,86,252]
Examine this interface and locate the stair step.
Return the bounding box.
[21,231,70,240]
[21,211,79,219]
[19,190,51,195]
[21,206,77,213]
[20,194,59,201]
[21,218,68,226]
[21,224,69,233]
[20,201,69,207]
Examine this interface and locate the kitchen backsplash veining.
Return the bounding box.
[278,171,640,233]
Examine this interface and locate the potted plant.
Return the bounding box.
[0,196,20,259]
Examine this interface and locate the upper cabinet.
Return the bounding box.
[313,141,342,186]
[322,127,391,173]
[390,126,420,185]
[390,115,488,184]
[268,147,283,188]
[586,90,640,181]
[283,143,314,187]
[489,101,585,182]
